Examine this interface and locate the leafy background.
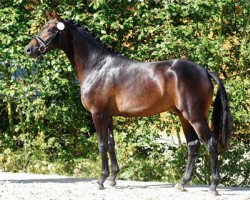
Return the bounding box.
[0,0,249,187]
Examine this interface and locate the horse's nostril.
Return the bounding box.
[25,46,32,55]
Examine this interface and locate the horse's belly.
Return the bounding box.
[114,93,174,117]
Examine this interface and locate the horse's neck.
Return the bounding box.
[61,29,109,82]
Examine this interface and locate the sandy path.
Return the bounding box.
[0,172,249,200]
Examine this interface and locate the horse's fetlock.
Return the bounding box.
[212,174,220,183]
[182,172,192,183]
[112,165,120,175]
[102,169,109,178]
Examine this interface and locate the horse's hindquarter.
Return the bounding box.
[169,60,213,118]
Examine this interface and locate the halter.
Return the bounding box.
[35,22,64,53]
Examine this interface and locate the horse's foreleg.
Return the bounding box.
[92,112,109,189]
[107,117,119,187]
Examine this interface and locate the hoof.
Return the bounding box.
[208,189,219,196]
[109,181,117,187]
[97,181,105,190]
[175,183,187,192]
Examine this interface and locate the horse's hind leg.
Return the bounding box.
[107,117,119,187]
[188,119,220,195]
[175,113,200,191]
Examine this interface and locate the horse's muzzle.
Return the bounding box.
[25,45,39,58]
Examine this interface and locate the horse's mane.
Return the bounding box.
[65,19,117,55]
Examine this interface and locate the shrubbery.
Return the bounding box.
[0,0,249,186]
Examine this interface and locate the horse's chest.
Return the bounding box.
[80,79,109,112]
[80,84,95,111]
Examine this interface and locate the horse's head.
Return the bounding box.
[25,12,65,58]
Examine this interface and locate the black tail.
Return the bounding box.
[208,71,232,149]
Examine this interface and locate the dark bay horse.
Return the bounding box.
[25,14,231,195]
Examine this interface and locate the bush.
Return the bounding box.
[0,0,249,187]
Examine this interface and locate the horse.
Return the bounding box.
[25,13,232,195]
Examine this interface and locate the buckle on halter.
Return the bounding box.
[38,45,47,53]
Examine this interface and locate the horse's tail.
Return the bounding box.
[208,71,232,150]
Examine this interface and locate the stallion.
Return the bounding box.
[25,13,231,195]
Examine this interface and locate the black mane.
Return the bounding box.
[65,19,117,55]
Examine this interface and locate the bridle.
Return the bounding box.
[35,22,63,53]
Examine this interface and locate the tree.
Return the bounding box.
[0,0,249,186]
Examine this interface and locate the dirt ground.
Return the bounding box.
[0,172,249,200]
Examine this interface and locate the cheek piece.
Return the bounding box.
[35,22,65,53]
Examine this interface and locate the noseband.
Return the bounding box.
[35,22,62,53]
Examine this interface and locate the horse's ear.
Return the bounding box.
[45,11,52,19]
[51,10,61,21]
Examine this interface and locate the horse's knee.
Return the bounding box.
[99,143,108,153]
[108,140,115,152]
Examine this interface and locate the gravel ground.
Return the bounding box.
[0,172,249,200]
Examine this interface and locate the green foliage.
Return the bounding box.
[164,136,250,187]
[114,116,169,181]
[0,0,249,187]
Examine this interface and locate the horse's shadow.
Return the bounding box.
[0,177,94,184]
[113,182,174,190]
